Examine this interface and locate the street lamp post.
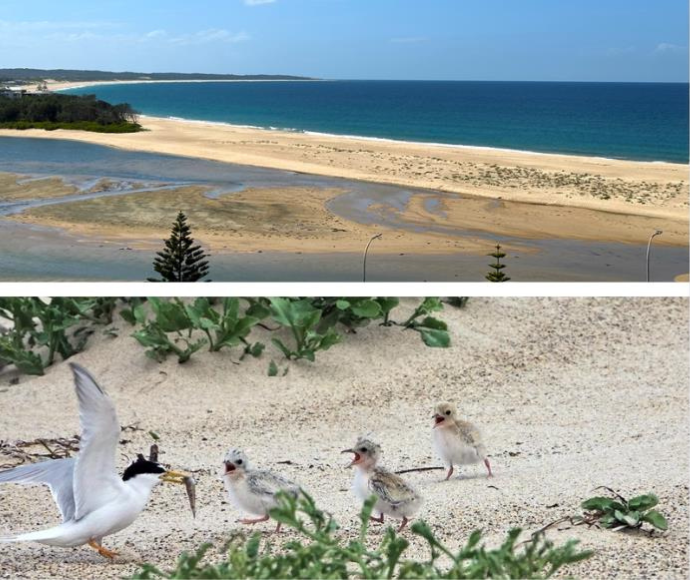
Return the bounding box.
[646,230,663,282]
[363,233,382,282]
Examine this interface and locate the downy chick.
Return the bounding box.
[342,438,422,532]
[222,448,300,532]
[432,402,492,480]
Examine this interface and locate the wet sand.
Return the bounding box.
[0,298,687,579]
[2,174,687,256]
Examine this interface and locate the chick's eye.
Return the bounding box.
[236,459,243,465]
[359,447,367,453]
[445,410,451,415]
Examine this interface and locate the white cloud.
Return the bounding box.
[244,0,277,5]
[169,29,250,46]
[145,29,167,39]
[0,19,249,51]
[654,42,686,54]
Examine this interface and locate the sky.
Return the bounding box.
[0,0,687,82]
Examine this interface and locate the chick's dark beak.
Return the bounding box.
[341,448,361,467]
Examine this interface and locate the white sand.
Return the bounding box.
[0,298,688,579]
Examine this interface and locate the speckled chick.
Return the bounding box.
[342,438,423,532]
[432,402,492,480]
[222,448,301,532]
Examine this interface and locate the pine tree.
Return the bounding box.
[485,243,511,282]
[148,211,210,282]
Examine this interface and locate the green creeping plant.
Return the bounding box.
[131,493,592,579]
[0,298,117,375]
[579,487,668,532]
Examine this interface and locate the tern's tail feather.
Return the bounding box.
[0,528,62,544]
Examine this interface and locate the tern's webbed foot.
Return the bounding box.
[88,539,119,560]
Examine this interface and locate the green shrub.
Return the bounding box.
[129,298,263,363]
[131,493,592,579]
[269,298,341,362]
[0,120,141,132]
[0,298,117,375]
[578,487,668,532]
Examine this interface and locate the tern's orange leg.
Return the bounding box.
[445,465,454,480]
[88,539,118,560]
[370,513,384,524]
[397,517,409,533]
[484,458,493,477]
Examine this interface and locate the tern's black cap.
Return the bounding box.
[122,453,166,481]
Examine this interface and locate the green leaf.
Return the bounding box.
[418,316,448,331]
[581,497,615,512]
[350,299,382,319]
[268,360,279,377]
[418,328,450,348]
[641,510,668,530]
[0,338,44,375]
[248,342,265,358]
[628,494,659,511]
[614,509,640,527]
[271,337,293,360]
[149,298,193,333]
[149,431,160,441]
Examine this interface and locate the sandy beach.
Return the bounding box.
[0,110,687,258]
[0,114,687,225]
[0,298,687,579]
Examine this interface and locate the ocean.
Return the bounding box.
[64,80,689,163]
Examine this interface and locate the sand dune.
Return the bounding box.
[0,298,687,579]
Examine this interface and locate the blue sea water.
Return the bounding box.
[64,80,689,163]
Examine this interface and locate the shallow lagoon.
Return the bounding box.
[0,137,687,282]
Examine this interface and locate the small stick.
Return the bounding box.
[395,466,445,475]
[37,439,58,459]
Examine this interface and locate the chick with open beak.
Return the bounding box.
[342,438,422,533]
[222,448,301,532]
[432,402,493,481]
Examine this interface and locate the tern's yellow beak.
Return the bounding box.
[160,470,188,484]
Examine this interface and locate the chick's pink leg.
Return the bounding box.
[239,515,270,525]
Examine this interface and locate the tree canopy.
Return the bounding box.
[0,93,141,132]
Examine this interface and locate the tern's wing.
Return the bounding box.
[248,471,300,499]
[369,470,417,506]
[69,363,123,520]
[0,458,76,522]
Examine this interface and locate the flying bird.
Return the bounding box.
[221,448,301,532]
[342,438,422,532]
[0,363,189,559]
[432,402,492,481]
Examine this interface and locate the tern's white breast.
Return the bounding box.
[224,476,272,516]
[433,428,481,465]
